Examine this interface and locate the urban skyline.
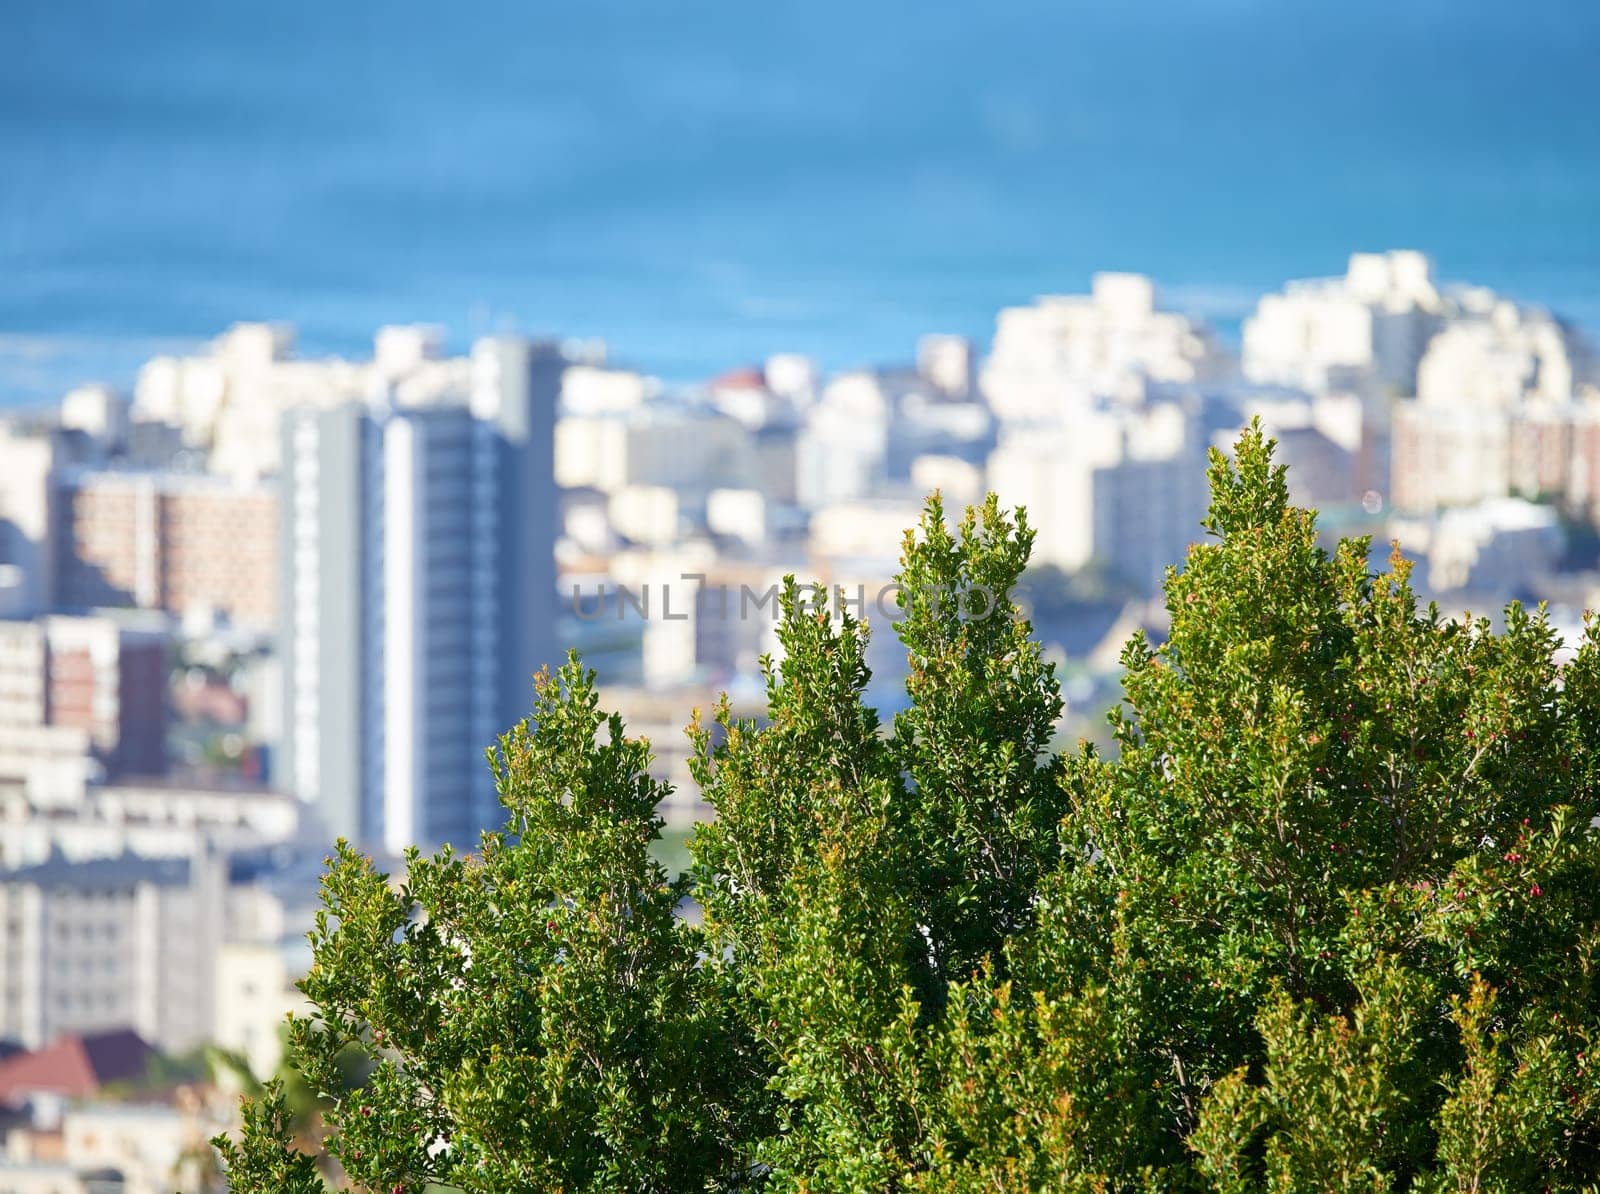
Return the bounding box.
[0,243,1594,1188]
[4,0,1598,1185]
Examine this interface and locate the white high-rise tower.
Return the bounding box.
[280,337,563,852]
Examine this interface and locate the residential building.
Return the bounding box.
[910,456,985,511]
[705,489,768,547]
[917,334,976,400]
[986,401,1208,594]
[1415,298,1585,411]
[763,354,819,408]
[0,615,168,798]
[54,470,278,629]
[1226,393,1365,510]
[609,485,681,547]
[981,273,1232,423]
[0,853,225,1053]
[559,362,654,416]
[1,1095,227,1194]
[796,373,891,507]
[0,1029,153,1106]
[212,940,309,1081]
[1391,299,1598,515]
[1242,250,1444,395]
[58,385,129,459]
[1426,498,1563,595]
[0,781,298,870]
[1391,406,1511,514]
[132,322,492,483]
[886,392,992,483]
[706,367,794,431]
[556,402,750,495]
[280,336,562,852]
[0,425,66,620]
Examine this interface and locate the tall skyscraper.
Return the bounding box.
[281,337,563,853]
[471,336,563,732]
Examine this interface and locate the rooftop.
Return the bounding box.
[0,1030,153,1103]
[1,852,191,891]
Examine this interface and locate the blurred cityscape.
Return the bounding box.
[0,250,1595,1186]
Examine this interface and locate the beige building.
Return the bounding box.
[133,321,502,481]
[1393,400,1600,521]
[212,941,309,1080]
[1425,498,1563,594]
[1414,299,1583,411]
[3,1099,226,1194]
[1390,298,1599,517]
[557,404,752,495]
[55,471,278,630]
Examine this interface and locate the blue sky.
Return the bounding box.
[2,0,1597,398]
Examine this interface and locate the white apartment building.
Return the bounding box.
[0,781,298,870]
[2,1101,227,1194]
[796,372,892,507]
[917,334,976,399]
[1242,250,1444,395]
[0,614,169,803]
[1392,297,1597,515]
[910,456,985,512]
[987,402,1208,594]
[213,939,310,1081]
[888,393,992,485]
[0,424,65,620]
[707,367,796,432]
[133,322,486,482]
[556,403,751,495]
[764,354,819,408]
[609,485,681,547]
[58,385,129,457]
[0,852,224,1053]
[281,337,562,853]
[63,1103,223,1194]
[981,273,1232,423]
[808,498,928,567]
[136,323,327,480]
[1415,298,1586,412]
[1426,498,1563,595]
[559,362,656,415]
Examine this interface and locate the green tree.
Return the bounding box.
[218,424,1600,1191]
[212,1080,325,1194]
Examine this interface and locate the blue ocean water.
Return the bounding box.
[2,0,1597,402]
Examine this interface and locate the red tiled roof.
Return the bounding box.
[0,1030,153,1102]
[708,366,766,391]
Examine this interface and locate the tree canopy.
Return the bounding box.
[221,425,1600,1191]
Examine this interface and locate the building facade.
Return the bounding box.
[981,273,1232,423]
[0,853,224,1053]
[0,615,168,796]
[986,402,1208,595]
[280,337,561,853]
[54,470,279,629]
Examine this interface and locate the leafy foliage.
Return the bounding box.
[212,1080,325,1194]
[219,425,1600,1191]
